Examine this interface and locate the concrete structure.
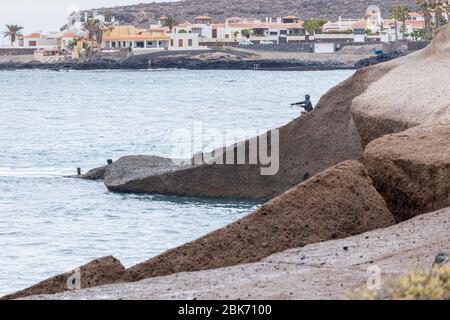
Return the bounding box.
[314,42,335,53]
[323,17,359,33]
[169,32,203,50]
[33,49,65,63]
[18,33,59,49]
[194,16,212,25]
[173,22,214,40]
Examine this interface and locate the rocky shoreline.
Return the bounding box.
[2,24,449,300]
[0,52,400,72]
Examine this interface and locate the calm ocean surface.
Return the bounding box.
[0,69,353,295]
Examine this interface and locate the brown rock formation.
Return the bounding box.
[351,24,450,146]
[97,23,450,200]
[362,124,450,222]
[103,62,399,199]
[127,160,395,281]
[24,206,450,300]
[2,256,128,300]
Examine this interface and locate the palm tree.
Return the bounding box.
[162,15,177,32]
[82,18,103,52]
[389,5,410,41]
[417,1,450,39]
[95,26,103,49]
[431,0,450,29]
[417,0,434,39]
[3,24,24,46]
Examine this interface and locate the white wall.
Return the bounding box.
[170,33,204,50]
[314,42,335,53]
[353,34,366,43]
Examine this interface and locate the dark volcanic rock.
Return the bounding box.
[127,160,395,281]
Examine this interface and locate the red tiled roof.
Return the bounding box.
[408,12,423,17]
[103,34,170,41]
[405,20,425,28]
[352,20,367,29]
[61,32,78,38]
[25,33,41,39]
[212,21,304,29]
[195,15,212,20]
[178,22,193,27]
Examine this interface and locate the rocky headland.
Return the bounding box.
[3,24,450,300]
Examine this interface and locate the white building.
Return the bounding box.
[169,32,203,50]
[17,33,59,49]
[67,9,116,32]
[173,22,214,40]
[101,26,208,54]
[323,17,360,33]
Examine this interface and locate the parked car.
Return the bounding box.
[259,40,274,45]
[239,39,254,46]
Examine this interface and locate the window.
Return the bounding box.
[29,41,37,47]
[178,39,183,47]
[188,39,193,46]
[170,39,174,46]
[136,41,145,48]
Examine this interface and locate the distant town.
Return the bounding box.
[1,4,449,62]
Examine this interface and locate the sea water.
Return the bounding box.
[0,69,354,295]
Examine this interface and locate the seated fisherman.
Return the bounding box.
[291,94,314,114]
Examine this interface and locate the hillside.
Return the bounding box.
[94,0,419,26]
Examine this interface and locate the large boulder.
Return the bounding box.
[127,160,395,281]
[2,256,128,300]
[101,63,399,200]
[104,155,192,187]
[352,24,450,146]
[362,123,450,222]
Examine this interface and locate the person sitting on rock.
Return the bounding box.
[291,94,314,115]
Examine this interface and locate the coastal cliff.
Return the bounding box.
[4,24,450,300]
